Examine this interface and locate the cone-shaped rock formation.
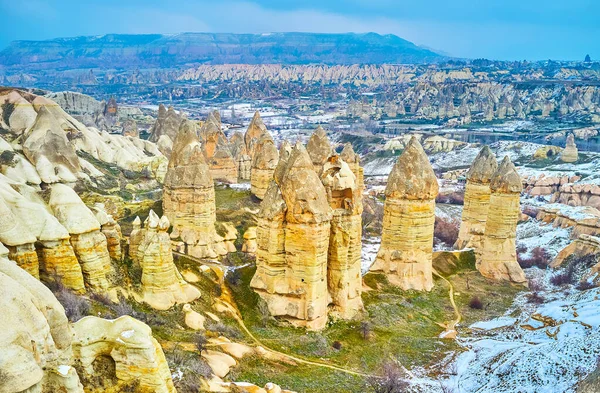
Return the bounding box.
[251,142,332,330]
[200,111,238,183]
[163,120,228,259]
[250,134,279,199]
[455,145,498,256]
[370,136,439,291]
[306,126,333,174]
[479,156,527,284]
[244,111,268,158]
[132,210,201,310]
[560,133,579,163]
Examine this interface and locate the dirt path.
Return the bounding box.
[175,252,373,378]
[432,269,462,335]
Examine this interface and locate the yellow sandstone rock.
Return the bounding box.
[370,136,439,291]
[200,111,238,183]
[479,156,527,284]
[251,134,279,199]
[0,246,84,393]
[242,226,258,254]
[251,143,332,330]
[244,111,269,158]
[49,184,112,292]
[0,195,39,277]
[230,131,252,180]
[133,210,201,310]
[306,126,333,174]
[72,315,176,393]
[340,142,364,190]
[321,155,364,319]
[163,120,229,259]
[455,145,498,259]
[183,303,206,330]
[92,203,122,261]
[560,133,579,163]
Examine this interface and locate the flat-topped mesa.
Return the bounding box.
[200,111,238,183]
[0,196,39,277]
[560,133,579,163]
[320,155,364,319]
[49,184,113,292]
[479,156,527,284]
[91,203,122,262]
[132,210,200,310]
[163,120,228,259]
[251,143,332,330]
[306,126,333,174]
[340,142,364,189]
[370,136,439,291]
[244,111,268,158]
[230,131,252,180]
[149,104,184,143]
[455,145,498,252]
[250,134,279,199]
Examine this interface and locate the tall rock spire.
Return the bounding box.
[251,142,332,330]
[250,134,279,200]
[370,136,438,290]
[479,156,527,284]
[455,145,498,254]
[306,126,333,174]
[163,120,229,259]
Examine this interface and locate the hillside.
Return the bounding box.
[0,32,442,71]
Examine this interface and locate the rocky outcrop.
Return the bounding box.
[132,210,200,310]
[306,126,333,174]
[422,136,466,153]
[536,205,600,239]
[523,173,580,196]
[479,157,527,284]
[149,104,183,143]
[0,195,39,277]
[250,134,279,199]
[91,203,122,262]
[370,136,438,291]
[121,119,139,137]
[533,145,562,159]
[455,145,498,256]
[340,142,364,190]
[0,246,84,393]
[230,131,252,181]
[549,178,600,209]
[242,226,257,254]
[244,111,268,158]
[200,111,238,183]
[163,120,229,259]
[251,143,332,330]
[552,234,600,268]
[72,315,176,393]
[321,155,363,318]
[560,133,578,163]
[49,184,112,292]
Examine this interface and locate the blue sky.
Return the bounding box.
[0,0,598,60]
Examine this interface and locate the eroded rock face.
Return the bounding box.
[244,111,268,158]
[0,195,39,277]
[133,210,201,310]
[340,142,364,190]
[479,156,527,284]
[91,203,122,262]
[561,133,579,163]
[163,120,229,259]
[121,119,138,138]
[552,234,600,268]
[49,184,112,292]
[149,104,184,143]
[455,145,498,256]
[306,126,333,174]
[370,136,438,291]
[230,131,252,181]
[251,143,332,330]
[0,247,83,393]
[72,315,176,393]
[250,134,279,200]
[321,155,363,319]
[200,111,238,183]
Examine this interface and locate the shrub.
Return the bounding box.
[359,321,372,340]
[367,362,409,393]
[206,321,242,339]
[576,280,598,291]
[436,192,465,205]
[434,217,460,247]
[194,333,207,353]
[550,272,573,286]
[526,292,545,304]
[55,289,91,322]
[518,247,551,269]
[469,297,484,310]
[332,341,343,350]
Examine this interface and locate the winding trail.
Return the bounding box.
[175,251,373,378]
[432,268,462,334]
